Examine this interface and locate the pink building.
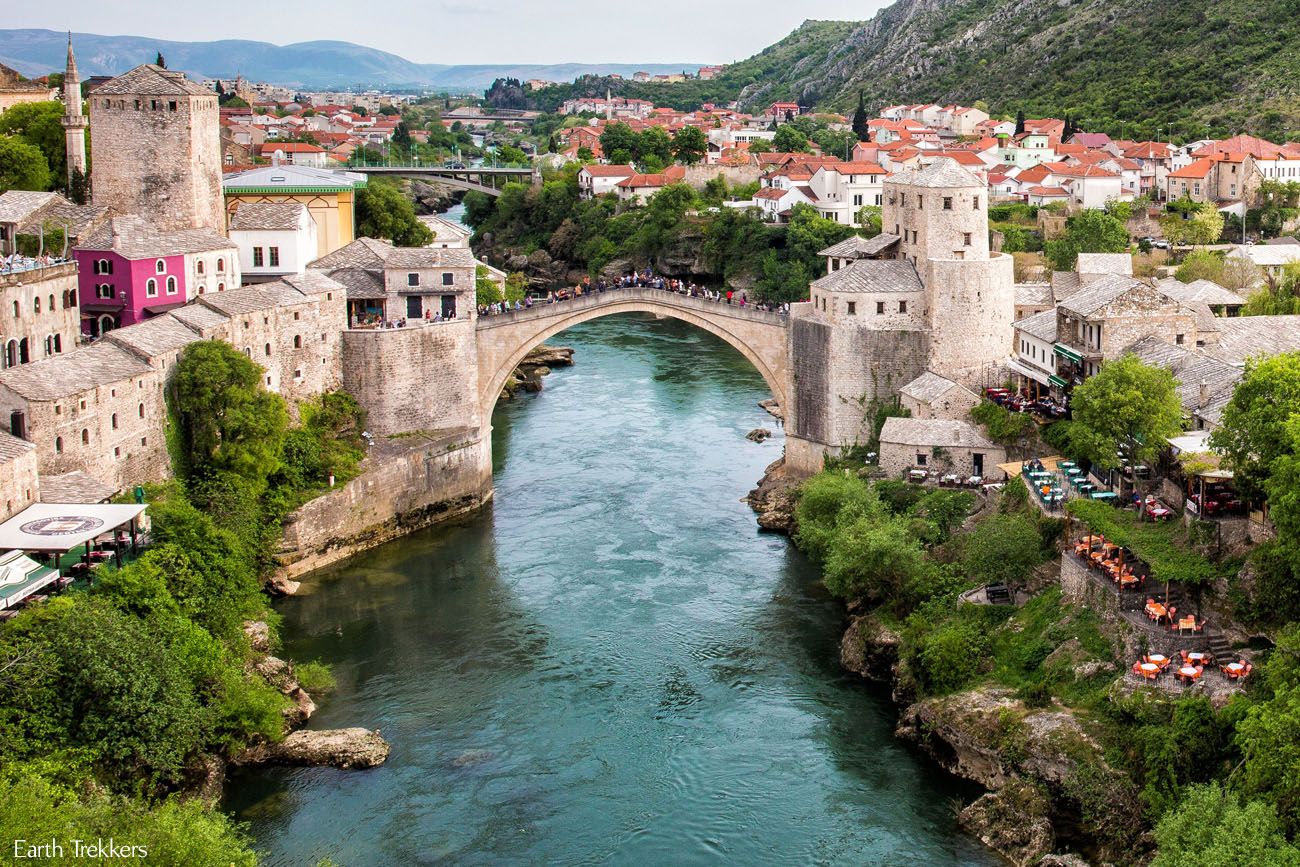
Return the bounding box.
[73,215,238,336]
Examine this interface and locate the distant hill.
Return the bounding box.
[532,0,1300,140]
[0,29,705,92]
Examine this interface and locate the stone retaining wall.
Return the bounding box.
[276,428,492,580]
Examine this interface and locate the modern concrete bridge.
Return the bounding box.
[348,164,540,196]
[474,287,792,421]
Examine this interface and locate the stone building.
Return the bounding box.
[0,431,39,521]
[0,263,82,369]
[309,237,478,325]
[786,158,1015,472]
[0,190,113,258]
[0,64,55,113]
[877,416,1005,480]
[89,65,225,233]
[0,272,346,490]
[73,214,239,335]
[898,371,981,421]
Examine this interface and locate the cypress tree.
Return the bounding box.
[1015,109,1026,135]
[852,92,869,141]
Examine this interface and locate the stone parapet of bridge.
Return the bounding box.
[475,287,792,422]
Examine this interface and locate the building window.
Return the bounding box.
[264,343,272,356]
[95,258,112,275]
[293,311,300,321]
[217,258,225,273]
[916,453,927,466]
[917,195,924,209]
[11,301,16,318]
[293,335,302,348]
[943,197,953,210]
[973,196,980,209]
[81,428,89,445]
[899,300,908,313]
[269,247,280,267]
[55,436,62,454]
[217,283,224,292]
[406,272,421,287]
[114,447,121,458]
[138,402,145,418]
[1176,334,1185,345]
[141,437,147,446]
[253,247,264,267]
[155,259,166,274]
[111,413,118,430]
[846,301,856,315]
[963,232,972,246]
[146,278,157,297]
[33,298,40,314]
[166,276,177,295]
[876,301,885,314]
[442,272,454,286]
[168,100,177,111]
[197,260,205,275]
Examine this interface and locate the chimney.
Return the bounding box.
[1198,379,1209,408]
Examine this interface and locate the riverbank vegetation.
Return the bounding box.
[790,354,1300,862]
[0,341,366,860]
[464,165,868,301]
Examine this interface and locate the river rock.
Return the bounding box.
[523,345,574,367]
[746,428,772,443]
[958,780,1055,867]
[746,457,798,534]
[758,398,783,421]
[243,620,272,654]
[840,615,901,682]
[235,728,390,769]
[1036,856,1092,867]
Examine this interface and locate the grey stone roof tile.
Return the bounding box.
[810,259,923,294]
[93,65,212,97]
[879,417,998,449]
[228,202,308,231]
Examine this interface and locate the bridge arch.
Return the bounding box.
[475,291,790,422]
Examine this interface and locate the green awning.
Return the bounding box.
[1054,343,1083,364]
[1048,374,1069,388]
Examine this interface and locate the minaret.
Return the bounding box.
[61,33,88,187]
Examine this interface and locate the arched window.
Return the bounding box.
[216,258,225,273]
[155,259,166,274]
[293,335,302,348]
[166,276,177,295]
[244,347,251,357]
[146,279,157,298]
[44,336,52,356]
[95,258,111,275]
[264,343,271,356]
[33,297,40,314]
[48,294,55,311]
[197,260,205,275]
[18,338,28,364]
[217,282,224,292]
[111,413,118,430]
[97,284,114,299]
[55,436,62,454]
[3,340,15,369]
[81,428,89,445]
[10,301,16,318]
[53,335,61,353]
[138,402,145,418]
[99,314,115,334]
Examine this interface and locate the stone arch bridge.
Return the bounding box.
[475,288,791,422]
[349,165,540,197]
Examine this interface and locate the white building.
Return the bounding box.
[418,214,471,249]
[807,162,888,226]
[577,165,636,198]
[1009,309,1058,390]
[228,202,317,283]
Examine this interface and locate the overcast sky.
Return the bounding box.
[14,1,892,65]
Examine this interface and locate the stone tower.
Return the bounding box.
[88,64,225,233]
[784,158,1015,473]
[61,34,88,186]
[882,158,1014,385]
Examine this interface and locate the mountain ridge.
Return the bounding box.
[0,28,706,91]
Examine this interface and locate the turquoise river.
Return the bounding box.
[226,313,998,866]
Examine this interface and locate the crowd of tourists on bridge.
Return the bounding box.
[477,270,792,318]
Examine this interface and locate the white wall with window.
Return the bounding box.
[228,214,313,284]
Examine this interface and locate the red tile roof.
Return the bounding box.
[1168,158,1215,180]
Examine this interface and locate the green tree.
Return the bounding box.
[1174,249,1225,284]
[0,135,52,192]
[638,127,672,167]
[851,92,870,140]
[772,124,809,153]
[599,122,638,165]
[823,513,927,601]
[671,125,707,164]
[475,264,502,305]
[1015,109,1025,135]
[855,205,882,237]
[1151,783,1300,867]
[0,101,67,189]
[1211,353,1300,504]
[1069,354,1183,501]
[496,144,527,165]
[1162,202,1225,248]
[964,514,1042,589]
[1044,209,1130,271]
[355,180,434,246]
[170,341,288,482]
[392,121,412,151]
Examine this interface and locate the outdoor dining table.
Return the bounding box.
[1187,652,1208,665]
[1059,461,1076,469]
[1147,654,1169,666]
[1177,665,1200,681]
[1146,603,1168,621]
[1119,574,1141,589]
[1178,616,1197,634]
[1066,467,1082,476]
[1139,663,1160,677]
[1226,662,1245,676]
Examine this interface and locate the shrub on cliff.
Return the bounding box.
[1152,782,1300,867]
